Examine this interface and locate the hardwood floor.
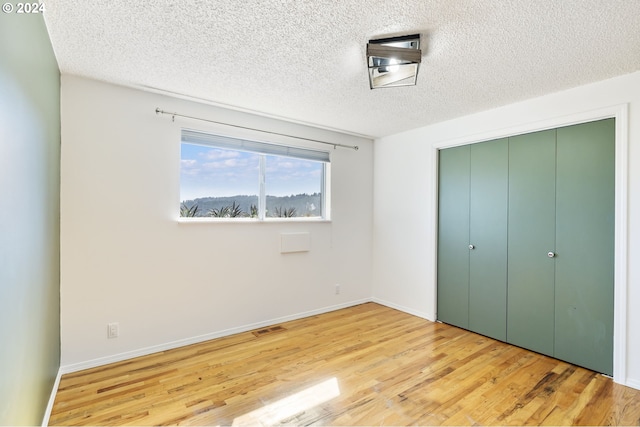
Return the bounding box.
[50,303,640,426]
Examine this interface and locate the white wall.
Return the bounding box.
[373,71,640,390]
[60,75,373,370]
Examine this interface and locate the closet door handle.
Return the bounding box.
[548,251,556,258]
[469,244,475,250]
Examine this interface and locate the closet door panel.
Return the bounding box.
[437,145,470,328]
[469,139,508,341]
[507,130,556,355]
[555,118,615,375]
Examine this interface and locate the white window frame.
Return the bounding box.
[180,129,331,221]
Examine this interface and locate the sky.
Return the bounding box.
[180,143,323,201]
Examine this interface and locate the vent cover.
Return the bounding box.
[252,325,287,337]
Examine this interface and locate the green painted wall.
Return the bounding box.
[0,5,61,425]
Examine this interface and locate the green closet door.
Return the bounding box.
[469,139,508,341]
[555,119,614,375]
[437,145,470,329]
[507,130,557,355]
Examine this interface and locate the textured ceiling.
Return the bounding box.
[43,0,640,138]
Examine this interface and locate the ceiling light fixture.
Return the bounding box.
[367,34,421,89]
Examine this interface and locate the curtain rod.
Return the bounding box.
[155,108,359,151]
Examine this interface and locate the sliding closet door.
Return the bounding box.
[507,130,557,355]
[468,139,508,341]
[437,145,470,329]
[554,119,614,375]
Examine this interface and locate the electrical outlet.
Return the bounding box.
[335,284,341,295]
[107,322,119,339]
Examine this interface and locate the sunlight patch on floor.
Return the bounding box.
[231,377,340,426]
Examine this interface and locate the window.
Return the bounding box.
[180,129,329,220]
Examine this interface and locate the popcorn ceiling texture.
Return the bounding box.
[43,0,640,137]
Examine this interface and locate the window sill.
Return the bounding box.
[177,217,332,224]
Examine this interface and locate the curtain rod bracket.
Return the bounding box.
[154,107,359,151]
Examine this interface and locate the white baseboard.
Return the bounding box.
[624,377,640,391]
[372,297,435,322]
[60,298,372,374]
[42,367,62,427]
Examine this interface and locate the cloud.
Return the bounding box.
[181,159,197,167]
[266,158,322,180]
[277,161,296,169]
[201,148,242,161]
[202,157,254,171]
[180,159,201,176]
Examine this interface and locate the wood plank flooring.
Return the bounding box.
[49,303,640,426]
